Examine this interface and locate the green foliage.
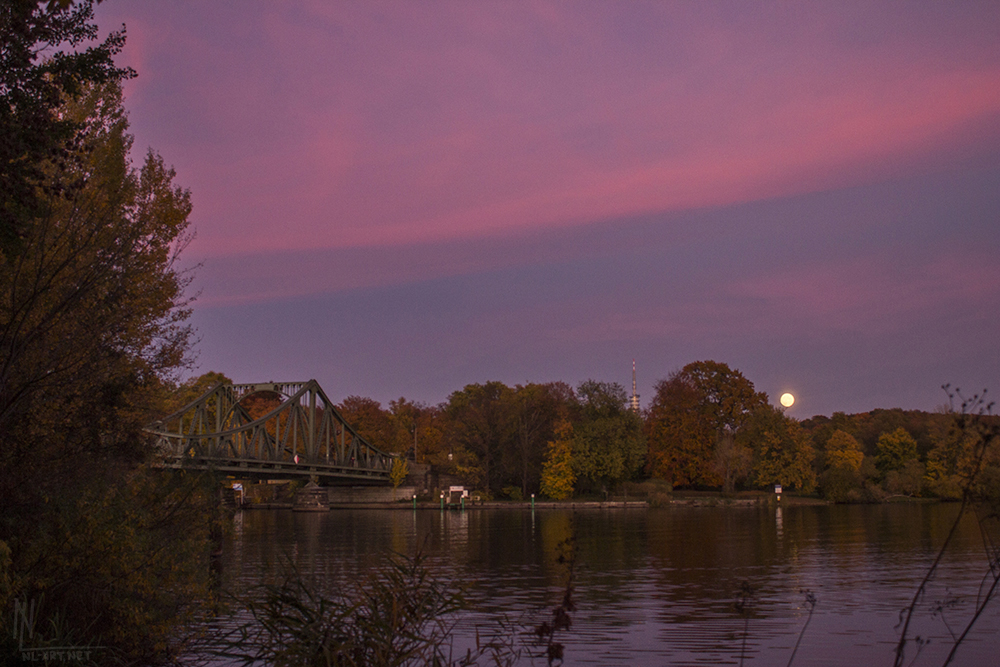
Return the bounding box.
[166,371,234,412]
[540,420,576,500]
[820,466,864,503]
[0,80,193,449]
[163,370,235,437]
[572,380,646,493]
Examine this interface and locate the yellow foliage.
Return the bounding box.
[826,430,864,472]
[390,457,410,488]
[541,420,576,500]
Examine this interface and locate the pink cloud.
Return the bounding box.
[726,251,1000,335]
[96,3,1000,264]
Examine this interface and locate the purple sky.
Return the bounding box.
[95,1,1000,418]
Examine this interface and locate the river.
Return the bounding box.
[210,502,1000,666]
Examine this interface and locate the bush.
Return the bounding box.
[220,552,521,667]
[2,470,217,664]
[884,460,925,496]
[502,486,523,501]
[820,467,863,503]
[623,479,672,507]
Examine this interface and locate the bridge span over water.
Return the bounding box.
[146,380,396,483]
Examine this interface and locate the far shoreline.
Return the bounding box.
[234,488,956,511]
[240,494,836,511]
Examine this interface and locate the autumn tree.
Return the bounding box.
[157,370,236,437]
[443,381,515,494]
[414,404,449,467]
[540,419,576,500]
[1,80,194,490]
[505,382,574,497]
[0,77,204,662]
[874,427,923,495]
[338,396,398,452]
[240,389,284,421]
[740,404,816,492]
[875,427,919,475]
[646,376,715,486]
[646,361,766,488]
[819,429,865,501]
[572,380,645,495]
[389,457,410,499]
[713,430,752,495]
[387,397,447,466]
[800,411,860,455]
[825,429,864,472]
[925,422,983,499]
[388,396,420,457]
[164,371,234,413]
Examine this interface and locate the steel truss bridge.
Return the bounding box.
[146,380,396,483]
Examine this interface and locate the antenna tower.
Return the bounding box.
[630,359,640,413]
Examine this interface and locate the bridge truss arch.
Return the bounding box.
[146,380,396,483]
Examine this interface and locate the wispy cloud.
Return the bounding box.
[96,1,1000,414]
[107,2,1000,263]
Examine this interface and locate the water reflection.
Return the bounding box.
[211,505,1000,666]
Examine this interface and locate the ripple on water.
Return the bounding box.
[196,505,1000,666]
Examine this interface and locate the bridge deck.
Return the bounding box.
[161,456,391,484]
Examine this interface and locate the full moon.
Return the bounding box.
[780,393,795,408]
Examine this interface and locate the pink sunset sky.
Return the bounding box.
[95,1,1000,416]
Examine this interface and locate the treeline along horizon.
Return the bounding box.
[176,362,978,504]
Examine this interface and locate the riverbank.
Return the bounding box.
[240,494,829,510]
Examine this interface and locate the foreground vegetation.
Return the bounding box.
[207,529,584,667]
[1,2,216,663]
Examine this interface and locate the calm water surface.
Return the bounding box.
[215,504,1000,666]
